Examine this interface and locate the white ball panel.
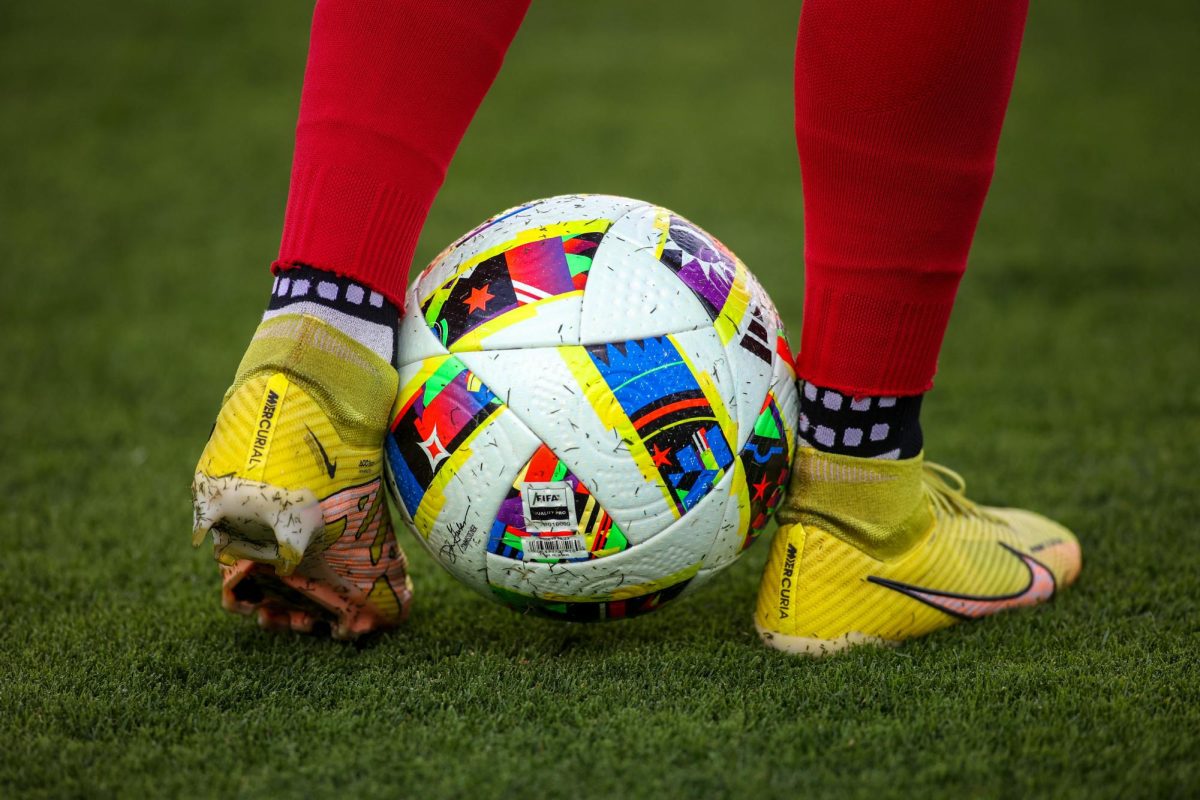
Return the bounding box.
[579,204,712,344]
[693,462,752,577]
[386,499,444,571]
[483,468,733,601]
[456,347,678,544]
[419,406,543,594]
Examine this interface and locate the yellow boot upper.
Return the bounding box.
[755,448,1081,654]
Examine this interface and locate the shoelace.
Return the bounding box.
[922,461,996,520]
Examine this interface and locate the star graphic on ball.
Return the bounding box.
[417,425,450,471]
[752,474,771,501]
[650,443,672,468]
[463,283,494,314]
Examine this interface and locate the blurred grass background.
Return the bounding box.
[1,1,1197,797]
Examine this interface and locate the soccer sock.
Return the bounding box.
[273,0,531,306]
[797,380,922,460]
[794,0,1029,399]
[263,265,399,364]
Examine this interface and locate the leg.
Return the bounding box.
[191,0,530,638]
[756,0,1081,654]
[276,0,530,307]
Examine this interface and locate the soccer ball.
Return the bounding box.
[384,195,798,621]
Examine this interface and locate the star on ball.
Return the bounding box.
[752,475,771,501]
[650,443,673,468]
[463,284,494,314]
[417,426,450,471]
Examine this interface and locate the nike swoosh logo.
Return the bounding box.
[305,425,337,478]
[867,543,1056,620]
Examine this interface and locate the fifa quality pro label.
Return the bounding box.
[521,482,577,530]
[520,482,588,560]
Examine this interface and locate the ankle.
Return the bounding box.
[264,264,400,365]
[233,315,399,435]
[778,447,933,560]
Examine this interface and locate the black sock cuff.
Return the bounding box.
[798,380,923,459]
[269,265,399,329]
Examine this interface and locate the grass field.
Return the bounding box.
[2,1,1198,797]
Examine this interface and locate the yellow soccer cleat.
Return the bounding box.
[191,313,412,639]
[755,447,1081,655]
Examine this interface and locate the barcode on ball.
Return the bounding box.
[521,535,589,560]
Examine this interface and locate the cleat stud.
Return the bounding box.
[191,525,211,548]
[257,606,286,631]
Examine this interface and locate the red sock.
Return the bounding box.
[795,0,1028,396]
[274,0,531,306]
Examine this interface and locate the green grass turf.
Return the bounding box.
[1,1,1198,797]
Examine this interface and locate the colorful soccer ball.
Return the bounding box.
[384,195,798,621]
